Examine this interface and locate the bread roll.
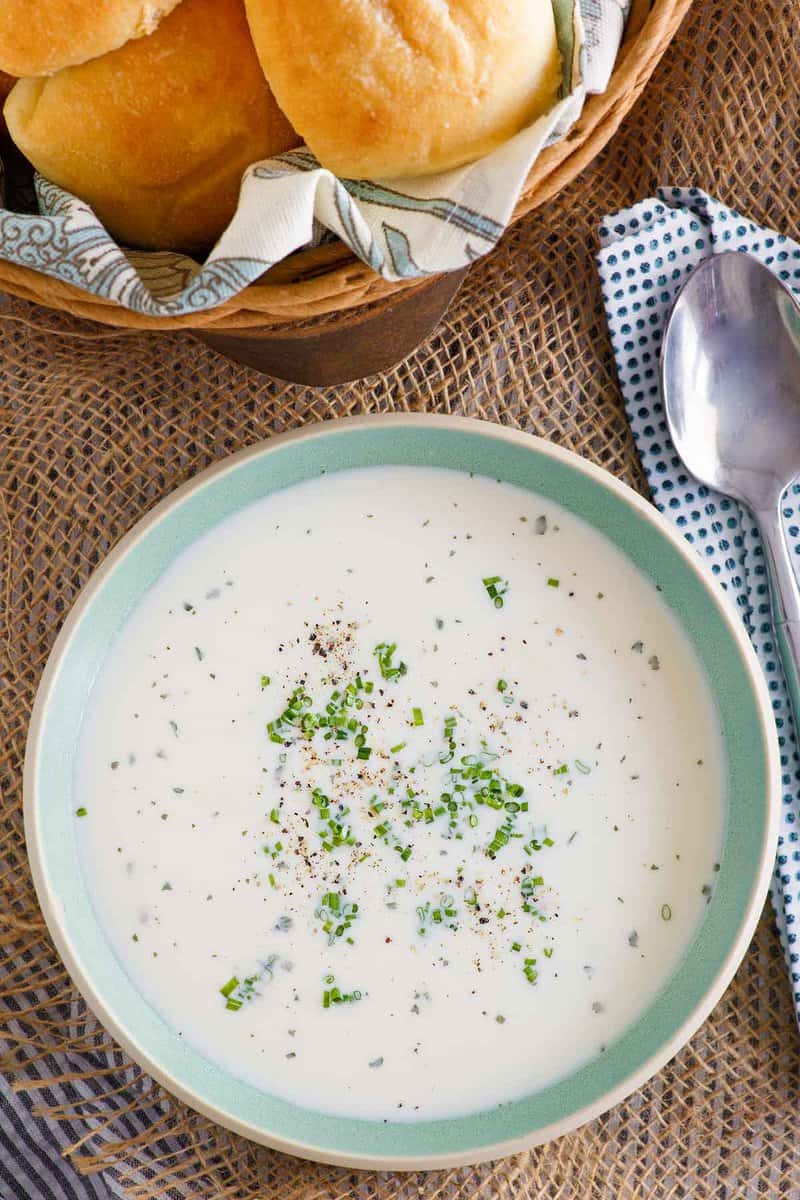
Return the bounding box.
[5,0,300,253]
[245,0,562,180]
[0,1,184,77]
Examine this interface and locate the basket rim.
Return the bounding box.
[0,0,692,332]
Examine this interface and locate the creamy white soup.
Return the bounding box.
[74,465,725,1122]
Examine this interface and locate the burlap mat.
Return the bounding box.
[2,0,800,1195]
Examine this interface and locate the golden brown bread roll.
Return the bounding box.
[245,0,562,180]
[5,0,300,253]
[0,0,184,77]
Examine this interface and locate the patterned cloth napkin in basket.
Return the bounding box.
[0,1,631,317]
[598,186,800,1021]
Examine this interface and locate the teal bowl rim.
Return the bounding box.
[23,414,780,1170]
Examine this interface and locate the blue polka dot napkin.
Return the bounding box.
[598,186,800,1011]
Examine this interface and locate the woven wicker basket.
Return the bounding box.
[0,0,690,334]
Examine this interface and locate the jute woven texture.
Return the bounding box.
[2,0,800,1195]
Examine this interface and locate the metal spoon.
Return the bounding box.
[661,250,800,712]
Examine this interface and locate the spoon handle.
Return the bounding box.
[758,506,800,719]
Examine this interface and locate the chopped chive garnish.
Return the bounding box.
[487,825,510,858]
[661,903,673,921]
[547,578,560,588]
[321,975,361,1007]
[374,642,407,681]
[313,787,356,853]
[219,956,277,1012]
[575,759,591,774]
[417,893,458,936]
[256,644,564,986]
[75,807,88,817]
[260,675,271,689]
[482,575,509,609]
[316,892,359,945]
[266,683,314,745]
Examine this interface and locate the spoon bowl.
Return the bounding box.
[662,248,800,718]
[662,251,800,512]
